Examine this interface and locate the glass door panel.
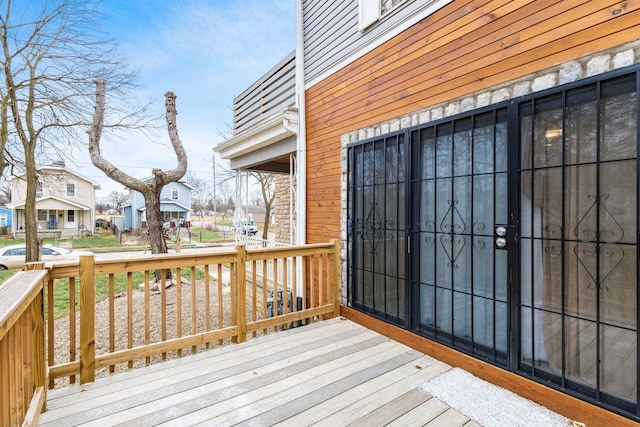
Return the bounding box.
[411,108,510,365]
[518,73,637,413]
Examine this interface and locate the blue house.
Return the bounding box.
[0,207,12,232]
[122,179,193,230]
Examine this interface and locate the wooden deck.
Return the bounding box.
[37,318,480,426]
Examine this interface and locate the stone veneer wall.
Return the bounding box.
[273,173,295,245]
[339,41,640,304]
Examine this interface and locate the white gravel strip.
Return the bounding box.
[420,368,573,427]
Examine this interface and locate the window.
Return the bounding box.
[66,183,75,197]
[67,210,75,222]
[171,187,179,200]
[359,0,408,31]
[0,214,6,227]
[35,181,43,197]
[37,209,47,221]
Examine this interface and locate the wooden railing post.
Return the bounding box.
[24,262,47,409]
[79,255,95,384]
[235,245,247,343]
[330,239,341,318]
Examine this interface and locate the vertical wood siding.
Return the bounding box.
[305,0,640,243]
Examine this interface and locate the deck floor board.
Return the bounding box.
[38,318,477,426]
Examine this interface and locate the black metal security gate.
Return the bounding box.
[347,66,640,419]
[407,108,512,367]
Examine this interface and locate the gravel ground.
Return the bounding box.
[48,275,253,389]
[421,368,573,427]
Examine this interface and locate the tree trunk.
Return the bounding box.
[24,149,39,262]
[143,184,167,255]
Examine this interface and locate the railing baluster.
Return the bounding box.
[204,264,210,349]
[161,269,167,360]
[332,239,341,317]
[69,277,76,384]
[190,266,197,354]
[217,263,223,345]
[144,270,150,365]
[176,267,182,356]
[127,272,133,369]
[262,259,267,335]
[252,260,257,337]
[79,255,95,384]
[235,245,247,343]
[108,273,115,373]
[47,277,54,389]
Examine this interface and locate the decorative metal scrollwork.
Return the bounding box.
[437,199,468,268]
[574,194,624,242]
[572,193,625,292]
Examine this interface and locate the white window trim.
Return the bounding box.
[359,0,381,32]
[66,182,76,197]
[171,187,179,200]
[35,181,43,197]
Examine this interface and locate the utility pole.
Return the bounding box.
[212,154,217,228]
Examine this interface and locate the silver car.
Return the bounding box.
[0,244,93,270]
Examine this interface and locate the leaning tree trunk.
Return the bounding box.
[88,80,187,283]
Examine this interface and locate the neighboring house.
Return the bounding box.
[122,179,193,230]
[0,207,12,233]
[218,0,640,423]
[8,162,100,238]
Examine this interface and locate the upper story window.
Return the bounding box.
[66,183,75,197]
[171,187,179,200]
[35,181,43,197]
[359,0,408,31]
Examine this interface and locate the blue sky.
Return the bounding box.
[81,0,296,199]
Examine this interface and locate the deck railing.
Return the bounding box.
[0,269,48,426]
[41,240,340,388]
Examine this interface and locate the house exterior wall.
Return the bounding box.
[10,167,97,235]
[302,0,452,83]
[126,181,192,229]
[304,0,640,244]
[302,0,640,423]
[11,169,95,209]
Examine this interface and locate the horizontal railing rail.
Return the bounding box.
[39,240,340,389]
[0,268,48,427]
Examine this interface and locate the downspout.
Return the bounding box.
[295,0,306,246]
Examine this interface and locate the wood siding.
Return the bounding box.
[234,51,296,134]
[305,0,640,243]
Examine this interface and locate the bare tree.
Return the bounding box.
[0,176,10,205]
[0,0,146,261]
[89,79,187,258]
[184,171,209,218]
[251,172,275,240]
[106,190,128,215]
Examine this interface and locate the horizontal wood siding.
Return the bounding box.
[302,0,453,83]
[305,0,640,243]
[234,51,296,134]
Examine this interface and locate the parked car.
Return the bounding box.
[233,219,258,236]
[0,244,93,270]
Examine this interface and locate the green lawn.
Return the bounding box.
[0,228,212,318]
